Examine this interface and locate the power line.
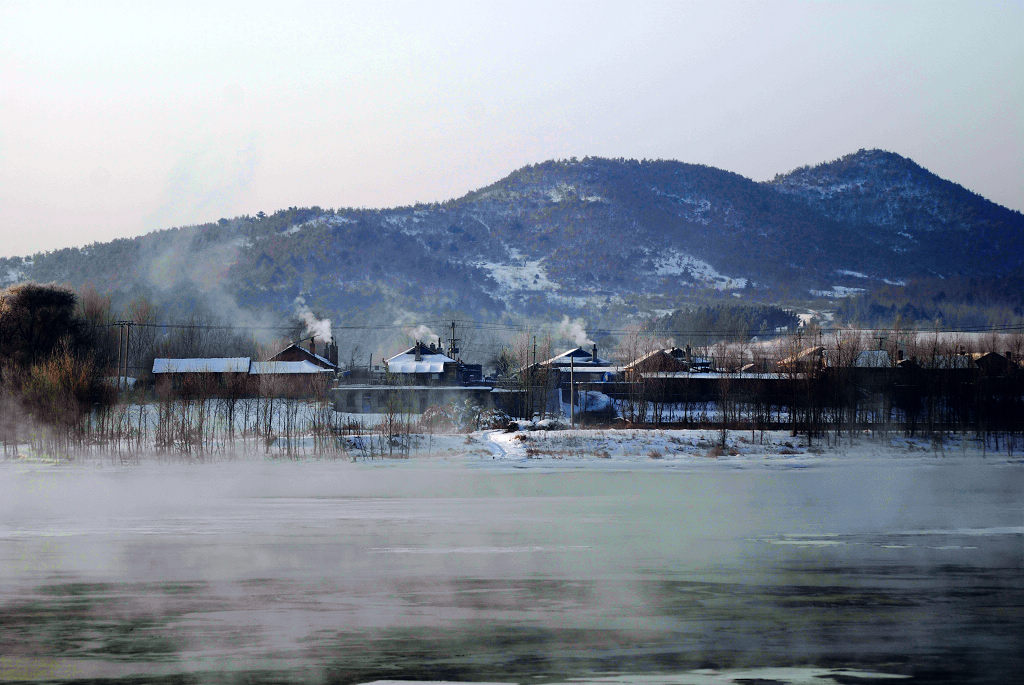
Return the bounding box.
[89,318,1024,337]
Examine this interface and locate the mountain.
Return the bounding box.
[768,149,1024,280]
[2,150,1021,327]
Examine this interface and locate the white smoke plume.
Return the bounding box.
[294,296,332,342]
[555,315,593,347]
[407,324,440,344]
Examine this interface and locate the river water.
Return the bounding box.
[0,456,1021,684]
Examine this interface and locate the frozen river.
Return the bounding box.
[0,455,1021,684]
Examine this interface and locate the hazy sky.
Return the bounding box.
[1,0,1021,258]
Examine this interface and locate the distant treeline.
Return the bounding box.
[648,305,800,345]
[836,276,1024,329]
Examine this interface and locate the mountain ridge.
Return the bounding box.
[3,149,1021,327]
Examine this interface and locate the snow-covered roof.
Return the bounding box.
[385,345,455,363]
[153,358,251,374]
[385,344,455,374]
[268,343,338,369]
[249,361,332,375]
[539,347,612,367]
[778,346,824,366]
[386,359,450,374]
[622,348,686,370]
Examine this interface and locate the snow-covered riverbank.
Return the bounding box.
[469,428,1024,469]
[6,423,1022,469]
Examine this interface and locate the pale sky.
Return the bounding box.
[1,0,1021,258]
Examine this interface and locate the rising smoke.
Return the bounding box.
[294,296,332,342]
[555,315,592,347]
[407,324,440,345]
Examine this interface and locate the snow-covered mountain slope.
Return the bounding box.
[2,151,1021,323]
[767,149,1024,277]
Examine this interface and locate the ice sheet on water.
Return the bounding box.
[370,544,591,555]
[897,526,1024,536]
[357,667,910,685]
[761,533,845,547]
[559,667,910,683]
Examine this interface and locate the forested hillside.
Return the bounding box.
[3,150,1022,331]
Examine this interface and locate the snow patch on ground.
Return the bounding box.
[810,285,866,298]
[477,259,558,292]
[649,186,713,225]
[474,428,1018,471]
[547,183,606,203]
[477,188,522,202]
[548,292,624,309]
[836,270,868,279]
[384,214,411,227]
[653,252,747,290]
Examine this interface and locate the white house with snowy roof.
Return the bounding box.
[520,344,620,385]
[384,341,457,383]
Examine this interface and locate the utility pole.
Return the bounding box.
[124,321,131,385]
[447,320,461,359]
[116,324,123,392]
[531,336,537,419]
[570,355,575,428]
[114,320,133,392]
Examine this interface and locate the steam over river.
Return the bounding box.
[0,456,1021,684]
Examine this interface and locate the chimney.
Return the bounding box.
[1006,351,1013,362]
[685,344,692,363]
[592,343,598,362]
[415,342,422,361]
[897,349,904,361]
[309,338,316,357]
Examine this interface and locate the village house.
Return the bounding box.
[383,340,459,384]
[151,337,339,398]
[248,360,334,397]
[520,344,619,384]
[328,340,500,414]
[266,337,339,370]
[621,347,687,380]
[152,357,252,396]
[971,351,1017,376]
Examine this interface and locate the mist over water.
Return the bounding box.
[0,457,1021,684]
